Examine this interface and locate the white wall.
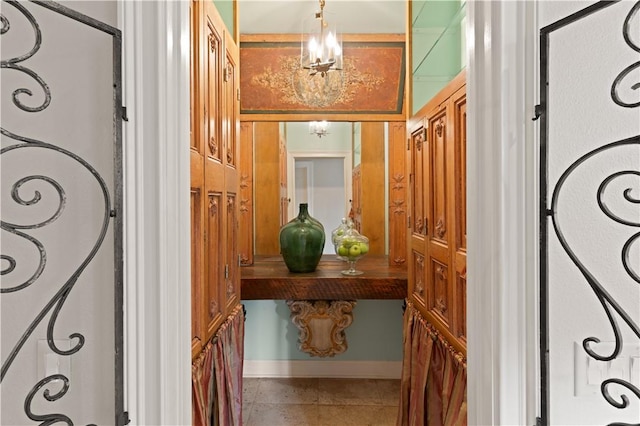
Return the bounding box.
[541,1,640,424]
[295,157,346,254]
[1,2,118,424]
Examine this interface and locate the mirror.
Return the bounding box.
[252,121,391,257]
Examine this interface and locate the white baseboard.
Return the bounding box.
[243,360,402,379]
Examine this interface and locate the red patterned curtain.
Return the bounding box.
[397,301,467,426]
[212,305,245,426]
[192,342,214,426]
[192,305,245,426]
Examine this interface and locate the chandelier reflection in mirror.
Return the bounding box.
[309,121,330,138]
[301,0,343,77]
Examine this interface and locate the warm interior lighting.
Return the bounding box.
[309,121,330,138]
[301,0,343,77]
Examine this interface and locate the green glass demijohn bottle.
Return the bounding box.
[279,203,326,273]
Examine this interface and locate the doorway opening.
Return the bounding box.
[288,152,352,254]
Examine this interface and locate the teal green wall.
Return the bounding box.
[412,0,466,114]
[213,0,234,38]
[285,122,352,153]
[243,300,404,361]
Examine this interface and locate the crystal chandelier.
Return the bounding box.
[301,0,343,77]
[309,121,330,138]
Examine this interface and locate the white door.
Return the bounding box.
[540,1,640,424]
[293,157,347,254]
[1,2,123,425]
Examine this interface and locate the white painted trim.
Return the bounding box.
[466,1,538,425]
[120,1,191,425]
[118,0,545,423]
[243,360,402,379]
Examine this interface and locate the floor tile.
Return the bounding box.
[317,405,398,426]
[318,378,382,406]
[254,377,320,405]
[243,377,260,404]
[246,403,319,426]
[374,379,401,406]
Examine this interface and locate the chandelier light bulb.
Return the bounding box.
[301,0,343,77]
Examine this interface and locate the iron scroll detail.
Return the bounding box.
[1,1,114,424]
[550,137,640,362]
[546,1,640,424]
[611,1,640,108]
[0,0,52,112]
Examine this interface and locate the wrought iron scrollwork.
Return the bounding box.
[1,1,114,424]
[1,0,51,112]
[551,136,640,363]
[611,1,640,108]
[547,1,640,423]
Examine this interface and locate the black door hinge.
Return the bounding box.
[532,104,544,121]
[121,106,129,122]
[122,411,131,425]
[535,416,543,426]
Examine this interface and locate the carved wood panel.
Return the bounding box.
[410,251,426,306]
[225,192,239,310]
[410,126,426,237]
[224,35,238,170]
[205,192,223,340]
[428,258,451,328]
[286,300,356,357]
[238,122,253,265]
[205,12,222,164]
[429,110,448,244]
[388,122,407,266]
[407,71,466,354]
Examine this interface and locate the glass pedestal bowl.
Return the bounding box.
[334,229,369,276]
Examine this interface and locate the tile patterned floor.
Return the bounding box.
[242,378,400,426]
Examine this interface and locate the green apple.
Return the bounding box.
[348,244,361,258]
[337,245,349,256]
[342,237,357,248]
[358,242,369,254]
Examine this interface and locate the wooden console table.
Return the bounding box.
[240,255,407,300]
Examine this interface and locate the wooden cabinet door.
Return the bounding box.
[203,0,226,342]
[425,103,454,333]
[452,87,467,344]
[408,121,427,309]
[190,0,205,357]
[407,72,466,354]
[223,30,240,314]
[190,0,241,357]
